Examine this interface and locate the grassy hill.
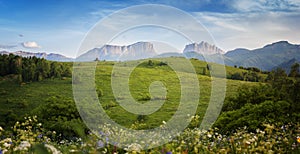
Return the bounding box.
[1,57,300,153]
[0,57,261,129]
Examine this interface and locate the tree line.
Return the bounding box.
[0,54,71,83]
[215,63,300,132]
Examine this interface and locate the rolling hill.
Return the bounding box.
[0,51,74,62]
[224,41,300,71]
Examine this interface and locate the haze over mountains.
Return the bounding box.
[183,41,225,55]
[78,40,300,72]
[224,41,300,71]
[79,42,156,61]
[0,51,73,62]
[1,40,299,72]
[78,41,225,61]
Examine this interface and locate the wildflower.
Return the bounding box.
[69,149,77,153]
[207,134,212,138]
[297,137,300,143]
[14,141,31,151]
[0,126,3,131]
[249,138,255,143]
[126,143,142,153]
[3,142,11,148]
[97,140,104,149]
[99,131,105,136]
[0,149,8,154]
[162,121,167,125]
[44,144,62,154]
[3,138,12,143]
[253,135,257,140]
[166,152,172,154]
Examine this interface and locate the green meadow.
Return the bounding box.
[0,58,260,129]
[1,57,299,153]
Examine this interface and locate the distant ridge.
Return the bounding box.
[77,42,156,61]
[78,41,223,61]
[224,41,300,71]
[0,51,74,62]
[183,41,225,55]
[274,58,300,74]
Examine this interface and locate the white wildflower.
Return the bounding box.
[254,135,257,140]
[3,138,12,143]
[3,142,11,148]
[14,141,31,151]
[45,144,62,154]
[69,149,77,153]
[127,143,142,153]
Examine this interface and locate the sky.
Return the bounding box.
[0,0,300,57]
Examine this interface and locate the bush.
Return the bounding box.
[32,96,86,139]
[215,101,290,132]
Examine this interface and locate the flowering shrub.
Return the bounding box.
[0,116,299,153]
[0,116,61,154]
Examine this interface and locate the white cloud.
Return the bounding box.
[21,41,41,48]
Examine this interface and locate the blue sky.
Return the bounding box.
[0,0,300,57]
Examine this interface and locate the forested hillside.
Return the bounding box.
[0,54,71,83]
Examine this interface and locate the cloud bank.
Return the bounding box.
[21,41,41,48]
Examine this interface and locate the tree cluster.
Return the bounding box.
[0,54,71,83]
[228,71,263,82]
[215,64,300,132]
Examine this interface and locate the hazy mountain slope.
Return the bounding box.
[0,51,73,62]
[224,41,300,71]
[273,58,300,74]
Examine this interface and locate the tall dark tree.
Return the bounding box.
[50,62,62,79]
[0,54,9,75]
[289,63,300,77]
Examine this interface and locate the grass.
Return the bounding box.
[0,57,262,129]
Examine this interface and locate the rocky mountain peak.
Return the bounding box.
[183,41,224,55]
[80,42,157,61]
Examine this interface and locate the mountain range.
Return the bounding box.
[183,41,225,55]
[77,41,225,61]
[2,40,299,72]
[0,51,73,62]
[79,40,299,72]
[224,41,300,71]
[78,42,156,61]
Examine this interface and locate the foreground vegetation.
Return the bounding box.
[0,55,300,153]
[0,116,299,153]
